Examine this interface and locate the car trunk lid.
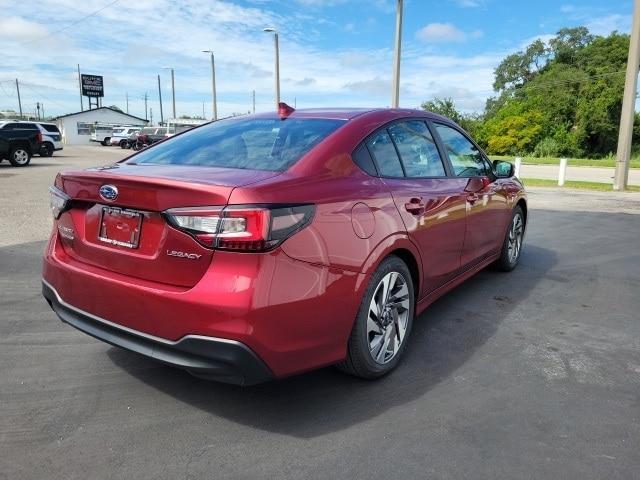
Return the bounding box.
[55,164,280,287]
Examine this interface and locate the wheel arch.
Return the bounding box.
[388,248,420,299]
[11,141,31,153]
[516,198,528,226]
[360,234,423,302]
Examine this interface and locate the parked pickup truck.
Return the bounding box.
[0,122,43,167]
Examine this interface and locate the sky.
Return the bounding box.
[0,0,634,120]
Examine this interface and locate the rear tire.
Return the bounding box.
[337,255,415,379]
[119,140,128,149]
[101,138,110,146]
[495,206,525,272]
[40,143,54,157]
[9,146,31,167]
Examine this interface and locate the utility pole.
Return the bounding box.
[157,74,164,125]
[202,51,218,120]
[37,102,41,120]
[15,79,23,118]
[614,0,640,191]
[126,92,129,114]
[77,64,83,111]
[391,0,404,108]
[143,93,149,121]
[150,107,153,125]
[263,28,281,110]
[171,69,176,118]
[252,90,256,114]
[202,101,205,120]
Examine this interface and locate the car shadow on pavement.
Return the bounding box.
[107,244,556,438]
[0,161,75,169]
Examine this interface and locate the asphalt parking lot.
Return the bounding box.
[1,146,639,479]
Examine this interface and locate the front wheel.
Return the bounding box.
[101,138,110,146]
[9,146,31,167]
[495,206,525,271]
[337,255,415,379]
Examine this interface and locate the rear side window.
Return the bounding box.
[5,123,37,130]
[352,144,378,176]
[388,121,446,177]
[41,124,60,133]
[366,130,404,177]
[130,118,346,172]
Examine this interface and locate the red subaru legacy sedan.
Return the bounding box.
[43,106,526,385]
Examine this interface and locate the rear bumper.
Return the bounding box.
[42,280,274,386]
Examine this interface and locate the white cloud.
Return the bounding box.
[0,0,503,117]
[294,0,347,6]
[586,14,631,36]
[0,17,49,41]
[416,23,483,43]
[453,0,481,7]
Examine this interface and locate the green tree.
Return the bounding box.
[480,99,545,155]
[420,97,463,124]
[493,39,548,92]
[549,27,594,64]
[420,97,482,138]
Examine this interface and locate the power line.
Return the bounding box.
[21,83,69,109]
[516,69,627,92]
[16,0,120,47]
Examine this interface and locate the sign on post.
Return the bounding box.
[81,74,104,98]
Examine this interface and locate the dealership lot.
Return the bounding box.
[1,147,639,479]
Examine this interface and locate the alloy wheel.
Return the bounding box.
[367,271,411,364]
[13,149,29,165]
[507,213,524,264]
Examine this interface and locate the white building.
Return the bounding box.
[54,107,148,145]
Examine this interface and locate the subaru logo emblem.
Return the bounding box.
[99,184,118,201]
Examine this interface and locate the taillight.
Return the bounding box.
[164,204,315,252]
[49,186,71,219]
[36,132,43,143]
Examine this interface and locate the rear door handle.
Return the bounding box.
[404,198,425,215]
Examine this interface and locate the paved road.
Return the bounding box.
[2,146,639,479]
[520,163,640,185]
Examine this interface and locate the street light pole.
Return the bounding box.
[391,0,404,108]
[170,68,176,119]
[15,79,23,118]
[77,64,83,112]
[163,67,176,119]
[613,0,640,191]
[263,28,281,110]
[157,75,164,125]
[202,50,218,120]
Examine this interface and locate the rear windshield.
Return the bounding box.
[41,124,60,133]
[128,117,346,171]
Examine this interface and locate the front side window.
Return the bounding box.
[365,130,404,177]
[388,121,446,178]
[129,117,346,172]
[435,123,490,177]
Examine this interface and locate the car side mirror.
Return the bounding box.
[492,160,514,178]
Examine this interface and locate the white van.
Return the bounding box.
[90,125,114,146]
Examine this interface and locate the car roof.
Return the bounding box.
[251,107,454,123]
